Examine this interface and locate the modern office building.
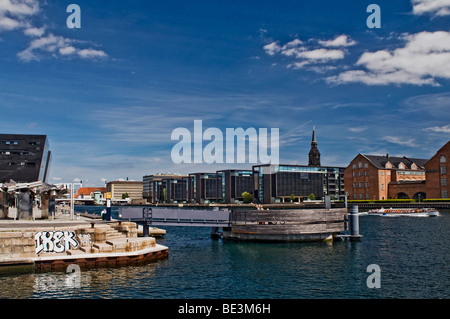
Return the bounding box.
[216,169,254,203]
[0,134,51,183]
[189,172,221,204]
[143,174,188,203]
[252,164,345,203]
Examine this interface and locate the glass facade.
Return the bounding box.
[253,164,345,203]
[0,134,51,183]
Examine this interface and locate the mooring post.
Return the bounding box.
[349,205,362,241]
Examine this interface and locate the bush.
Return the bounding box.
[241,191,253,203]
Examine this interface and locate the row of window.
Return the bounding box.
[353,193,371,199]
[1,162,36,166]
[0,150,36,156]
[0,141,41,145]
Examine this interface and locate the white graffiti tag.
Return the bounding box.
[35,231,79,254]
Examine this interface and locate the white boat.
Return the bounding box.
[367,207,439,217]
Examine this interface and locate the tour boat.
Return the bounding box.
[367,207,439,217]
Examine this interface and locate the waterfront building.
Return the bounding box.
[189,172,221,204]
[0,134,51,183]
[425,141,450,199]
[344,153,427,200]
[143,174,188,203]
[106,181,143,201]
[253,164,345,203]
[76,187,106,204]
[216,169,253,203]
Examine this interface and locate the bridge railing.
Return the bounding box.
[118,206,231,227]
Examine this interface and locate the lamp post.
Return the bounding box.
[70,181,82,220]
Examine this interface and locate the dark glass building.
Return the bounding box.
[189,173,221,203]
[0,134,51,183]
[252,164,345,203]
[217,169,254,203]
[143,174,188,203]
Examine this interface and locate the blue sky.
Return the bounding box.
[0,0,449,186]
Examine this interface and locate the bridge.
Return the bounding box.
[118,206,231,237]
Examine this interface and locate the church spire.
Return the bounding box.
[308,126,321,166]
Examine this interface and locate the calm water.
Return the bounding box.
[0,207,448,299]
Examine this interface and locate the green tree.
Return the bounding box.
[241,191,253,203]
[308,193,315,200]
[122,193,129,199]
[290,194,296,202]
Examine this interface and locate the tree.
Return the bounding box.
[121,193,129,199]
[290,194,296,202]
[241,191,253,203]
[308,193,315,200]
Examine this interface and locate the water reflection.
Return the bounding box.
[0,209,448,299]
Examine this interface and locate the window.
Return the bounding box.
[353,182,357,188]
[365,171,368,176]
[386,163,391,168]
[352,164,356,169]
[359,182,362,188]
[442,178,447,186]
[358,162,362,168]
[353,172,356,177]
[366,193,370,199]
[381,184,385,190]
[387,171,391,176]
[364,163,368,168]
[353,194,357,199]
[358,172,362,176]
[440,155,447,163]
[441,166,447,174]
[442,190,448,199]
[359,194,363,199]
[365,182,369,188]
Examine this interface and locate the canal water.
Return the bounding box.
[0,207,448,299]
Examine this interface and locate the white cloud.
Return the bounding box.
[424,124,450,133]
[23,25,45,37]
[0,0,108,62]
[263,42,281,56]
[328,31,450,86]
[0,0,40,31]
[411,0,450,16]
[77,48,108,59]
[318,35,356,47]
[263,35,352,71]
[385,136,417,147]
[17,33,108,62]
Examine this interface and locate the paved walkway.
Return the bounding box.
[0,213,110,229]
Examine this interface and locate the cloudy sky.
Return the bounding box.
[0,0,449,186]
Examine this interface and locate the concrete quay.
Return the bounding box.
[0,214,168,272]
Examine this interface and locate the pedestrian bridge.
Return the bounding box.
[118,206,231,228]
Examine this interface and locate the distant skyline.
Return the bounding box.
[1,0,449,186]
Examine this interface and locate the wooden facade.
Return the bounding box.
[223,208,347,242]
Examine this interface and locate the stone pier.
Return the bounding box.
[0,220,168,271]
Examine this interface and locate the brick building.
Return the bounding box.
[425,141,450,199]
[344,153,427,200]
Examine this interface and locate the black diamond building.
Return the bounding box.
[0,134,51,183]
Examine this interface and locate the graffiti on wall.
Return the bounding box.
[35,231,79,254]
